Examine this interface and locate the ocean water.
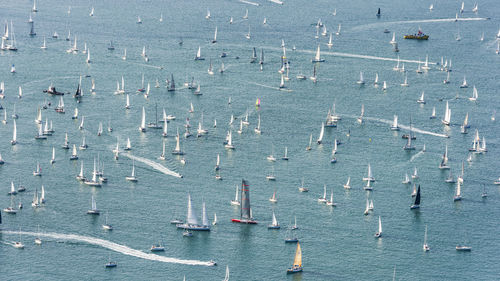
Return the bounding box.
[1,0,500,280]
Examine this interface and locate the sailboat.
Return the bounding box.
[225,130,235,149]
[298,178,309,192]
[318,184,328,203]
[242,9,248,19]
[417,91,426,104]
[453,180,463,201]
[410,185,421,209]
[10,120,16,145]
[363,164,375,182]
[268,211,280,229]
[231,180,257,224]
[441,101,451,126]
[374,216,382,238]
[423,225,430,251]
[84,159,101,187]
[245,25,251,39]
[286,242,303,273]
[439,145,450,169]
[50,147,56,164]
[316,122,325,144]
[76,161,86,181]
[469,86,478,101]
[33,162,42,176]
[390,115,399,130]
[207,59,214,75]
[230,185,240,206]
[211,26,217,43]
[194,46,204,60]
[31,187,40,208]
[327,33,333,48]
[269,189,278,203]
[139,106,146,132]
[311,45,325,62]
[390,32,396,44]
[176,194,210,230]
[357,104,364,124]
[326,189,336,206]
[87,196,100,215]
[172,129,184,155]
[335,23,341,35]
[460,76,468,88]
[357,71,365,84]
[254,114,262,134]
[126,161,138,182]
[102,212,113,230]
[343,177,351,189]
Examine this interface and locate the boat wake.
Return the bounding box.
[0,230,212,266]
[123,60,164,70]
[342,114,448,138]
[121,153,183,178]
[238,0,260,6]
[246,81,293,92]
[410,150,424,162]
[351,17,489,32]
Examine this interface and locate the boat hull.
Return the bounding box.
[231,219,257,224]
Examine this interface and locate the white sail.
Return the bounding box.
[202,202,209,226]
[186,193,199,225]
[139,106,146,131]
[12,119,16,144]
[316,122,324,144]
[378,216,382,233]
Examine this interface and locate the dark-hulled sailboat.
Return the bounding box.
[232,179,257,224]
[410,185,421,209]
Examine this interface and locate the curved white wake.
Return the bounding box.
[121,153,183,178]
[342,114,448,138]
[351,17,489,31]
[1,230,212,266]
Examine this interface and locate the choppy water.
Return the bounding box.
[1,0,500,280]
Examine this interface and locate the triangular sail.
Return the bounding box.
[186,193,199,225]
[414,185,421,205]
[240,179,251,219]
[293,242,302,267]
[202,201,209,226]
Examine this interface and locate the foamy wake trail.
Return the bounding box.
[351,17,489,31]
[1,230,212,266]
[121,153,183,178]
[239,0,260,6]
[410,150,424,162]
[342,114,448,138]
[124,60,164,70]
[247,81,293,92]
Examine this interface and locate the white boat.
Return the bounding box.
[79,135,88,150]
[254,114,261,134]
[50,147,55,164]
[441,101,451,126]
[356,71,365,85]
[268,211,280,229]
[211,26,217,43]
[207,59,214,75]
[269,190,277,203]
[13,230,24,249]
[176,193,210,231]
[10,120,17,145]
[335,24,341,35]
[139,106,146,132]
[327,33,333,48]
[76,161,86,181]
[430,107,436,119]
[326,189,336,206]
[382,81,387,91]
[460,76,468,88]
[40,185,46,204]
[245,26,251,39]
[390,115,399,130]
[357,104,364,124]
[343,177,351,189]
[84,159,101,187]
[205,8,211,19]
[225,130,235,149]
[124,137,132,151]
[230,185,240,206]
[453,180,462,201]
[298,178,309,192]
[422,55,430,70]
[423,225,430,251]
[417,91,426,104]
[469,86,478,101]
[412,167,418,179]
[102,212,113,230]
[87,196,100,214]
[311,45,325,62]
[126,161,138,182]
[374,216,382,238]
[363,198,370,215]
[400,73,408,87]
[172,129,184,155]
[242,9,248,19]
[40,36,47,49]
[363,164,375,182]
[305,134,312,151]
[89,7,94,16]
[318,184,327,203]
[316,122,324,144]
[389,32,396,44]
[439,145,450,169]
[33,161,42,176]
[136,16,142,24]
[194,46,204,60]
[374,73,379,85]
[32,0,38,12]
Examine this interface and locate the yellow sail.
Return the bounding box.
[293,242,302,267]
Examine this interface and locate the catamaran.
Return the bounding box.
[232,180,257,224]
